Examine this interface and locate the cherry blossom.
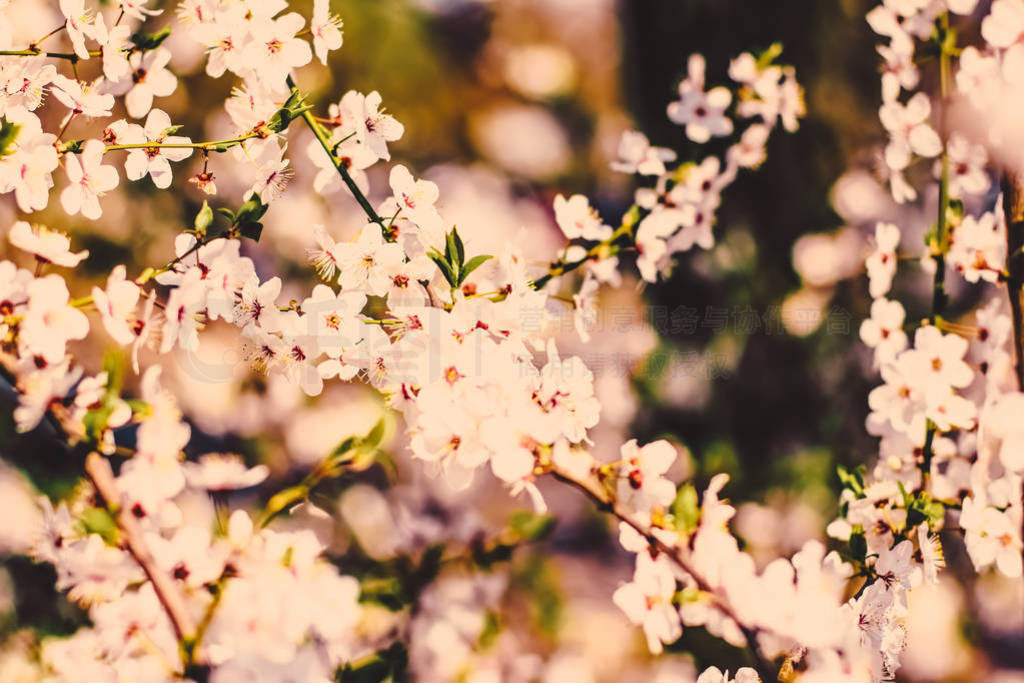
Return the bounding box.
[60,139,119,220]
[121,109,194,189]
[667,54,733,143]
[108,48,177,119]
[8,221,88,267]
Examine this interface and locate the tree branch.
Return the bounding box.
[285,74,389,238]
[547,465,775,681]
[84,452,197,646]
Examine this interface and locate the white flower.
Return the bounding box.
[243,12,314,90]
[982,391,1024,472]
[879,93,941,171]
[96,17,132,82]
[916,525,945,584]
[339,90,404,161]
[667,54,733,143]
[307,224,344,281]
[948,211,1005,284]
[190,5,250,78]
[981,0,1024,49]
[901,325,974,393]
[13,359,82,432]
[865,222,900,299]
[109,48,177,118]
[616,439,677,517]
[696,667,760,683]
[61,140,119,220]
[727,123,770,169]
[612,553,681,654]
[877,43,918,103]
[245,141,292,202]
[50,75,114,122]
[8,222,88,267]
[311,0,344,65]
[874,539,914,589]
[386,164,445,237]
[19,274,90,364]
[944,133,989,198]
[0,110,59,212]
[334,227,405,296]
[867,358,927,442]
[610,130,676,176]
[859,297,908,367]
[234,274,283,330]
[119,0,162,21]
[307,133,375,196]
[122,109,194,189]
[956,46,1000,96]
[59,0,99,60]
[91,265,140,345]
[300,283,366,359]
[183,453,269,490]
[960,497,1023,578]
[553,194,612,241]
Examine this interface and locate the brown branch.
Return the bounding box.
[1001,172,1024,584]
[1002,173,1024,393]
[548,466,776,681]
[84,452,197,645]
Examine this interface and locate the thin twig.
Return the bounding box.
[548,466,775,681]
[84,452,197,645]
[285,74,389,238]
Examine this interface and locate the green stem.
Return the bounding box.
[921,12,953,489]
[285,75,389,239]
[0,48,100,60]
[531,213,637,290]
[103,133,259,153]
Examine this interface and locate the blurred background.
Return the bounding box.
[1,0,1022,681]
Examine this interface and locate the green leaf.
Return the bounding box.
[329,436,359,460]
[235,195,268,224]
[671,483,700,534]
[216,207,236,222]
[0,118,21,157]
[907,492,946,530]
[193,200,213,237]
[413,543,445,587]
[82,404,115,444]
[336,643,408,683]
[756,42,784,69]
[427,250,457,287]
[896,480,912,509]
[362,417,388,450]
[238,221,263,242]
[848,529,867,563]
[101,350,125,397]
[80,508,118,545]
[130,26,171,51]
[266,90,313,134]
[459,254,492,284]
[837,464,866,498]
[160,124,184,137]
[508,511,556,542]
[125,399,152,418]
[262,484,309,525]
[620,204,641,231]
[61,139,84,155]
[478,611,500,649]
[450,227,465,268]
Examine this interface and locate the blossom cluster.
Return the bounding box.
[1,0,1018,681]
[819,1,1024,679]
[553,47,804,285]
